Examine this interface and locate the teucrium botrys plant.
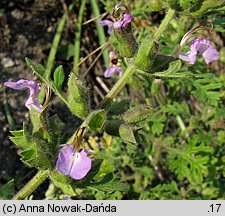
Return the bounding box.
[3,1,223,200]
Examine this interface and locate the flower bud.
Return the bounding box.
[134,36,158,71]
[113,23,138,58]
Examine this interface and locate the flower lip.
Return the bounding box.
[56,144,94,180]
[113,13,134,30]
[98,19,114,34]
[4,79,43,113]
[104,51,123,78]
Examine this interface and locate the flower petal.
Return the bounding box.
[104,65,123,78]
[121,14,134,27]
[56,144,74,176]
[69,148,92,180]
[4,79,31,90]
[104,67,116,78]
[4,79,43,112]
[179,53,197,64]
[113,13,133,30]
[202,47,219,64]
[179,38,219,65]
[98,20,113,26]
[98,20,113,34]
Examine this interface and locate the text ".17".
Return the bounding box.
[208,204,221,213]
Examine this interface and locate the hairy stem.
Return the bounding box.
[98,65,136,109]
[12,170,49,200]
[153,8,175,41]
[90,0,109,66]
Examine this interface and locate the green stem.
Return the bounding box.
[97,65,136,109]
[46,14,67,79]
[46,5,74,79]
[153,8,175,41]
[176,115,186,131]
[73,0,87,73]
[90,0,109,66]
[12,170,49,200]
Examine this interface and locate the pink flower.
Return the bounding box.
[104,51,123,78]
[56,144,94,180]
[98,19,114,34]
[113,13,133,30]
[4,79,43,113]
[99,13,134,34]
[179,38,219,64]
[104,65,123,78]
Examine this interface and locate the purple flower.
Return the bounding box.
[99,13,134,34]
[179,38,219,64]
[4,79,43,113]
[104,65,123,78]
[104,51,123,78]
[56,144,94,180]
[98,19,114,34]
[113,13,134,30]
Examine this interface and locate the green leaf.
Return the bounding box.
[0,180,15,200]
[67,73,90,118]
[119,124,138,144]
[153,60,183,76]
[88,110,106,132]
[134,36,157,71]
[152,122,164,135]
[122,104,152,124]
[49,170,76,196]
[10,136,29,149]
[162,102,190,118]
[26,58,68,107]
[168,144,213,183]
[25,58,47,79]
[192,77,222,106]
[10,129,23,137]
[74,159,103,187]
[52,180,76,196]
[20,148,36,167]
[90,178,128,193]
[53,65,64,91]
[149,111,166,135]
[107,100,130,116]
[105,120,122,136]
[9,125,31,149]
